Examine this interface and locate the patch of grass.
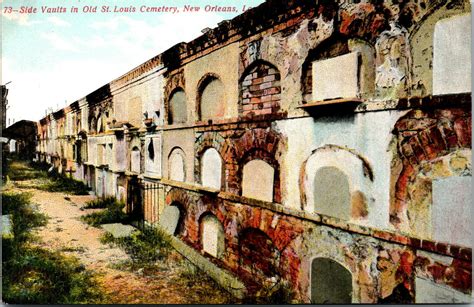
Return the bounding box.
[81,199,129,227]
[5,158,89,195]
[38,170,90,195]
[2,191,34,215]
[2,192,48,244]
[100,227,172,270]
[2,245,103,304]
[83,196,117,209]
[179,259,200,282]
[5,159,49,182]
[1,190,105,304]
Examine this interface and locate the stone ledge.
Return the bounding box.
[160,182,472,261]
[158,113,286,132]
[355,93,471,113]
[161,227,247,299]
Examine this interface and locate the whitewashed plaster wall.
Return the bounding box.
[184,43,240,122]
[112,68,165,127]
[79,99,89,132]
[275,110,407,230]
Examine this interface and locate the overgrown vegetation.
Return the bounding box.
[38,168,90,195]
[4,158,90,195]
[244,281,296,304]
[83,196,117,209]
[2,191,104,304]
[5,159,48,182]
[81,197,129,227]
[100,226,172,270]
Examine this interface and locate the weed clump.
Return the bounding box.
[39,169,90,195]
[100,227,172,270]
[81,198,129,227]
[83,196,117,209]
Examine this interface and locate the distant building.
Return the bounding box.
[3,120,37,160]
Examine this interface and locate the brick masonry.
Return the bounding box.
[240,61,281,117]
[391,107,472,228]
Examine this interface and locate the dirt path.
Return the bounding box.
[8,162,237,304]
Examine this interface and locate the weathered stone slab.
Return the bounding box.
[169,150,185,182]
[432,176,471,247]
[101,223,136,238]
[313,166,351,220]
[311,258,352,304]
[312,51,359,101]
[433,14,471,95]
[415,277,472,303]
[159,205,180,235]
[202,148,222,190]
[2,214,12,237]
[242,159,274,202]
[202,215,224,258]
[166,226,247,299]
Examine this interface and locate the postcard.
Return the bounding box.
[1,0,472,304]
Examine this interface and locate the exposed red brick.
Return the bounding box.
[410,238,421,248]
[435,242,448,254]
[421,240,436,252]
[459,248,472,261]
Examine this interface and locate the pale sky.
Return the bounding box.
[1,0,265,123]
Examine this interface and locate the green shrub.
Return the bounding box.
[81,199,128,227]
[2,192,33,215]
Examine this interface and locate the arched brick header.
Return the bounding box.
[239,60,281,117]
[229,128,285,203]
[164,70,186,124]
[164,188,194,237]
[196,72,226,121]
[236,219,303,291]
[390,107,471,228]
[165,187,195,209]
